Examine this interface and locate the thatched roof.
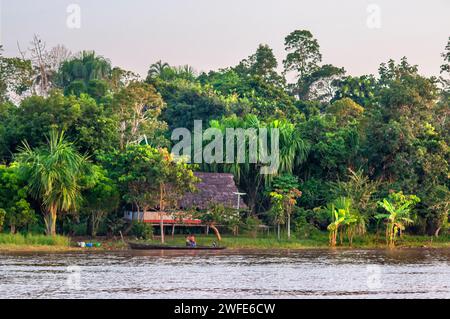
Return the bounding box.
[179,172,246,210]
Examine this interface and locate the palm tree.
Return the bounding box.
[206,115,309,213]
[17,130,90,236]
[270,120,310,175]
[174,65,196,80]
[147,60,170,79]
[56,51,112,88]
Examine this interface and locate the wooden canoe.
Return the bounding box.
[128,242,226,250]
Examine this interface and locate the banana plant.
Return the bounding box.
[376,192,420,247]
[327,204,345,247]
[327,197,360,246]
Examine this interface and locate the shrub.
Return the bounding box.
[131,221,153,240]
[293,207,329,231]
[0,209,5,231]
[294,216,321,239]
[243,216,262,238]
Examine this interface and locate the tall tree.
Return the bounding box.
[56,51,112,94]
[112,81,167,149]
[440,36,450,75]
[146,60,170,81]
[110,67,140,92]
[333,75,377,107]
[364,58,445,190]
[298,64,346,102]
[81,165,119,236]
[235,44,284,85]
[0,46,33,104]
[269,174,302,239]
[28,34,53,95]
[283,30,322,84]
[206,115,309,213]
[0,164,35,233]
[101,145,198,243]
[17,35,72,96]
[3,92,118,159]
[440,37,450,100]
[157,80,232,131]
[17,130,90,235]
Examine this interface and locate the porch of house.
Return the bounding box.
[124,211,214,236]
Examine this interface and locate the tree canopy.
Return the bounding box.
[0,31,448,242]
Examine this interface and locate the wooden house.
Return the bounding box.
[124,172,245,226]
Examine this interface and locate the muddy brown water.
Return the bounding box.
[0,248,449,298]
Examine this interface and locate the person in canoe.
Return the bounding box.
[186,234,197,248]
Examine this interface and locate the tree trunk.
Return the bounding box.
[329,230,337,247]
[44,213,51,235]
[50,208,57,236]
[160,217,165,244]
[277,223,281,240]
[287,214,291,240]
[93,212,101,237]
[209,224,222,241]
[434,226,441,238]
[10,224,16,234]
[348,229,353,246]
[90,211,104,237]
[171,224,175,239]
[134,203,140,222]
[50,207,56,236]
[45,205,58,236]
[246,174,261,214]
[87,214,93,237]
[159,183,165,244]
[385,225,390,245]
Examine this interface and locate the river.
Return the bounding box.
[0,248,449,298]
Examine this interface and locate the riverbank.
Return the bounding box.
[158,233,450,249]
[0,233,75,252]
[0,233,128,253]
[1,232,449,253]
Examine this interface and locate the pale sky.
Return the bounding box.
[1,0,449,78]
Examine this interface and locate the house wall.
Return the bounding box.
[124,211,201,225]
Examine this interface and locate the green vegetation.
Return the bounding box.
[17,130,90,236]
[376,192,420,247]
[134,233,450,250]
[327,197,360,247]
[0,233,70,246]
[269,174,302,240]
[0,33,448,250]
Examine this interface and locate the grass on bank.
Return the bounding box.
[1,231,449,252]
[0,233,71,250]
[0,233,132,252]
[141,232,450,249]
